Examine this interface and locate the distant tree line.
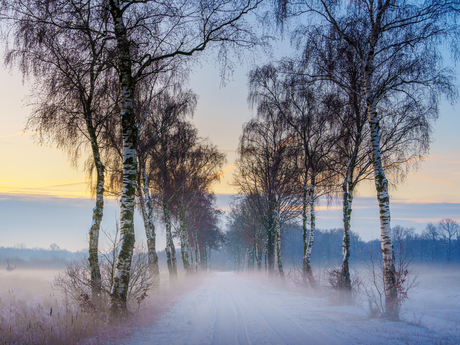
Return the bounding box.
[0,245,86,269]
[224,219,460,271]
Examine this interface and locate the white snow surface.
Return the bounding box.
[110,271,459,345]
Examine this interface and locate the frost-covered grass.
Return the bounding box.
[0,269,112,344]
[0,269,87,343]
[0,268,202,344]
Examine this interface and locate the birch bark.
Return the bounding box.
[256,244,262,270]
[266,198,276,275]
[303,173,316,287]
[109,0,138,313]
[179,208,191,272]
[87,121,104,302]
[163,194,178,278]
[276,222,285,279]
[340,139,360,294]
[137,164,160,281]
[302,176,309,284]
[193,228,201,272]
[362,18,398,313]
[366,101,398,319]
[340,179,353,301]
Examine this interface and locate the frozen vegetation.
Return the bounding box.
[1,264,459,344]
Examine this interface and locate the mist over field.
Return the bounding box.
[1,262,459,344]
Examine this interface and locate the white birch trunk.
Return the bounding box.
[138,165,160,282]
[304,173,316,287]
[163,194,177,278]
[194,228,201,272]
[266,198,277,275]
[340,179,353,303]
[341,140,360,294]
[179,208,191,273]
[109,1,138,313]
[361,15,398,318]
[85,115,104,303]
[256,243,262,271]
[367,101,398,319]
[302,177,309,284]
[276,221,284,279]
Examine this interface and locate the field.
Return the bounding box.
[1,265,459,344]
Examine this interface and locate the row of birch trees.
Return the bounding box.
[228,0,459,320]
[1,0,262,315]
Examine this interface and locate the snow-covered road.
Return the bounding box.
[209,273,331,345]
[112,272,458,345]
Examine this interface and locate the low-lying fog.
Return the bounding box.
[1,265,459,344]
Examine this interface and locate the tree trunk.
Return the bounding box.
[137,165,160,282]
[188,230,194,272]
[340,180,353,301]
[301,177,309,284]
[256,244,262,271]
[87,127,104,302]
[303,174,316,287]
[163,195,177,278]
[367,102,398,320]
[201,245,207,271]
[340,146,359,297]
[109,2,137,314]
[208,246,212,271]
[194,228,201,272]
[266,199,276,275]
[179,209,191,273]
[276,223,284,279]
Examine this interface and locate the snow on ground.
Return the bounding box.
[109,270,459,345]
[401,267,460,341]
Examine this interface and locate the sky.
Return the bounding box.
[0,42,459,251]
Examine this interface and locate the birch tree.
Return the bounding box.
[422,223,439,263]
[6,0,262,312]
[135,77,191,282]
[165,128,225,274]
[228,196,266,270]
[299,27,439,296]
[249,63,339,285]
[134,89,197,279]
[438,218,459,263]
[184,192,223,272]
[234,112,300,277]
[4,0,117,302]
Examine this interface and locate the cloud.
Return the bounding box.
[0,178,90,199]
[424,151,460,164]
[0,131,35,138]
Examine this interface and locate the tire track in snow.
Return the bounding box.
[212,280,251,345]
[212,273,331,345]
[215,273,338,345]
[244,287,335,345]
